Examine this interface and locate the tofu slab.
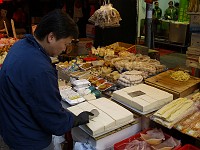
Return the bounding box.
[89,98,133,126]
[67,97,134,137]
[112,84,173,112]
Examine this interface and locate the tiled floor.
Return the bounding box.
[160,52,187,69]
[138,39,187,70]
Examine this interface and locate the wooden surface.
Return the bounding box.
[145,70,200,99]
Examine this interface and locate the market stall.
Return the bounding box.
[1,34,199,149]
[55,39,200,149]
[1,0,200,149]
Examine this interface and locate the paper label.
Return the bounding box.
[128,91,145,98]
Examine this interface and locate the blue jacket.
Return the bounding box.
[0,34,74,150]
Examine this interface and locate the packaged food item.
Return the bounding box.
[88,76,99,83]
[79,62,93,70]
[71,79,91,88]
[94,78,106,87]
[97,82,113,91]
[60,89,85,105]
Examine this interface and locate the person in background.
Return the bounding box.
[164,1,178,21]
[0,9,93,150]
[152,2,162,38]
[153,1,162,19]
[174,2,179,21]
[0,9,11,36]
[12,7,26,28]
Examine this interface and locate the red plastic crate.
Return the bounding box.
[114,129,181,150]
[179,144,200,150]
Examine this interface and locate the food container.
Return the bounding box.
[88,75,99,84]
[60,89,85,105]
[70,71,90,79]
[79,62,93,70]
[71,79,91,88]
[93,78,106,87]
[97,82,114,91]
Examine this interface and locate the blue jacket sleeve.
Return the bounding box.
[26,70,74,136]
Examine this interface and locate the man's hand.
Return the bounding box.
[73,111,94,127]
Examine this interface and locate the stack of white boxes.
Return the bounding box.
[186,13,200,76]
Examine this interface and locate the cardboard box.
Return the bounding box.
[190,14,200,26]
[189,13,200,33]
[191,33,200,48]
[108,42,136,53]
[66,38,93,57]
[77,38,93,55]
[135,45,149,55]
[108,43,149,55]
[86,24,95,38]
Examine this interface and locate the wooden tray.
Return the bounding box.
[145,70,200,99]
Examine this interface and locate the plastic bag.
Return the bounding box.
[74,142,95,150]
[52,135,65,150]
[88,1,121,28]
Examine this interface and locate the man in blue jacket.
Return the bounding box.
[0,9,93,150]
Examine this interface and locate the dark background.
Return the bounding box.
[0,0,137,46]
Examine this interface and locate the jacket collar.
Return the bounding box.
[24,34,51,63]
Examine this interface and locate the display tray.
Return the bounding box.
[145,70,200,99]
[111,98,158,115]
[114,128,181,150]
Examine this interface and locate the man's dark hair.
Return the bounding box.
[34,9,79,41]
[168,1,173,5]
[154,2,159,5]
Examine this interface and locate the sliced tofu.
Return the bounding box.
[67,106,83,116]
[113,84,173,113]
[89,98,134,126]
[68,97,134,137]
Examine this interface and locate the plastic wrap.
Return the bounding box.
[88,2,121,28]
